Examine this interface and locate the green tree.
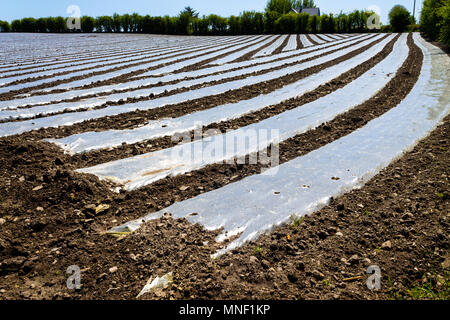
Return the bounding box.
[295,12,310,33]
[182,6,199,18]
[112,13,121,32]
[207,14,228,35]
[421,0,445,40]
[274,12,296,33]
[439,2,450,45]
[266,0,295,14]
[141,15,152,33]
[35,18,47,32]
[292,0,316,8]
[228,15,241,34]
[240,11,262,34]
[319,13,336,33]
[163,16,177,34]
[177,7,200,34]
[121,14,132,32]
[310,14,318,33]
[130,13,143,33]
[389,5,411,32]
[0,20,10,32]
[81,16,95,33]
[191,15,207,35]
[264,11,281,33]
[336,12,350,33]
[177,11,193,34]
[96,16,114,32]
[19,18,37,32]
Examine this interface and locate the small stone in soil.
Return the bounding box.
[382,240,392,250]
[109,266,118,273]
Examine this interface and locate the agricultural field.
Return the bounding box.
[0,32,448,300]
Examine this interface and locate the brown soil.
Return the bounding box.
[0,35,447,301]
[296,34,304,50]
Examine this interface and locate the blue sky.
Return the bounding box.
[0,0,422,25]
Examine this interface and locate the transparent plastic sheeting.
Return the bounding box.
[0,37,245,85]
[0,35,210,69]
[0,37,244,94]
[0,45,174,79]
[254,35,289,57]
[0,36,241,70]
[126,36,267,78]
[0,38,230,92]
[50,36,266,91]
[0,35,376,121]
[110,33,449,257]
[0,34,190,65]
[309,34,327,44]
[75,34,407,189]
[0,34,389,137]
[1,36,251,74]
[281,35,298,52]
[0,35,233,72]
[0,36,230,82]
[0,36,249,92]
[0,34,145,66]
[323,34,341,41]
[299,34,314,47]
[317,34,335,42]
[0,37,233,81]
[49,35,407,155]
[0,34,367,110]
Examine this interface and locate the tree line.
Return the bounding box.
[0,0,422,36]
[0,10,379,35]
[420,0,450,46]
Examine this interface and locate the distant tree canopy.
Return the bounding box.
[421,0,450,46]
[266,0,296,14]
[266,0,316,15]
[10,17,66,33]
[388,5,412,32]
[295,0,317,9]
[0,4,382,36]
[0,20,10,32]
[182,6,199,18]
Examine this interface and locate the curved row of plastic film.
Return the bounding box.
[0,36,243,83]
[74,34,407,190]
[0,34,217,70]
[0,35,376,120]
[0,33,166,66]
[0,36,247,94]
[109,33,449,258]
[0,35,217,78]
[0,34,391,137]
[48,35,266,91]
[49,35,407,155]
[0,34,366,110]
[253,35,290,57]
[281,35,298,52]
